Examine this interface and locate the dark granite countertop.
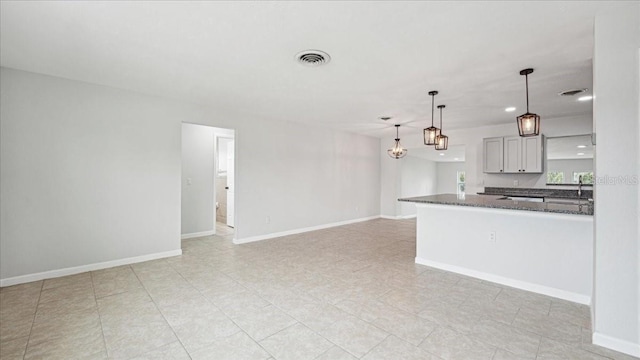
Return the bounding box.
[399,194,593,216]
[479,187,593,200]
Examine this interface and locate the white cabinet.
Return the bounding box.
[503,136,522,173]
[483,137,504,173]
[483,135,543,173]
[521,136,543,173]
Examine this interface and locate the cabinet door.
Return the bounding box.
[483,137,504,173]
[522,135,543,173]
[503,136,522,173]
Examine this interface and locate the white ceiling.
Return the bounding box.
[405,145,466,163]
[0,1,600,139]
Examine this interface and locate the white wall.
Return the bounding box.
[399,156,437,217]
[592,3,640,357]
[1,67,382,282]
[0,67,182,281]
[181,123,215,236]
[380,146,402,217]
[232,122,380,240]
[437,162,465,194]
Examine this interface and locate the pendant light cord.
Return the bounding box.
[431,94,435,127]
[439,106,443,131]
[525,74,530,113]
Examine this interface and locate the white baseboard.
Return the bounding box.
[380,214,416,220]
[233,215,380,245]
[592,332,640,357]
[0,249,182,287]
[415,257,591,305]
[181,230,216,239]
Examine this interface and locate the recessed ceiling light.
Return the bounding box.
[577,145,587,148]
[454,157,459,161]
[505,107,516,112]
[578,95,593,102]
[439,153,445,156]
[577,152,585,156]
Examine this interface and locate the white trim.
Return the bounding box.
[415,257,591,305]
[181,230,216,239]
[592,332,640,357]
[0,249,182,287]
[380,214,416,220]
[233,216,380,245]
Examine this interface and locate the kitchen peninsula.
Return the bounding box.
[400,193,593,304]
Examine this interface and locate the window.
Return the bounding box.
[573,172,594,184]
[547,171,564,184]
[457,171,465,194]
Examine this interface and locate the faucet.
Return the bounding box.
[578,175,583,198]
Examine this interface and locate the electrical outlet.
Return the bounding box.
[489,231,496,242]
[265,216,270,224]
[514,180,519,187]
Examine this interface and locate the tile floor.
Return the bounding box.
[215,222,235,237]
[1,219,637,360]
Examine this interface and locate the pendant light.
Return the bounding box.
[434,105,448,150]
[387,124,407,159]
[423,90,440,145]
[517,68,541,137]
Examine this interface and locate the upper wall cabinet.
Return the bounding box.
[483,135,544,173]
[483,137,504,173]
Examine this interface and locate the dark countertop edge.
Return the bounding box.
[477,192,593,200]
[477,192,546,198]
[544,183,594,187]
[480,187,593,200]
[399,196,593,216]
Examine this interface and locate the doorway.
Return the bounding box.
[215,136,235,235]
[181,123,235,239]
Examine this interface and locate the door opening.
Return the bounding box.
[216,136,235,234]
[181,123,235,240]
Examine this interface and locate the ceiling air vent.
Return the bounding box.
[296,50,331,67]
[559,88,588,96]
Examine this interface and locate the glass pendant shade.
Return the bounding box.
[423,90,440,145]
[434,135,448,150]
[424,127,440,145]
[517,68,540,137]
[517,113,540,137]
[387,139,407,159]
[434,104,448,150]
[388,124,407,159]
